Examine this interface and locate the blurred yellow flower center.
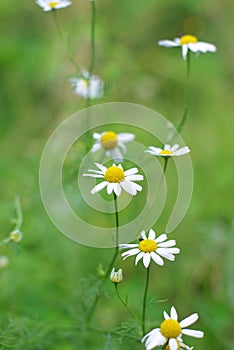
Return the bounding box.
[49,1,59,8]
[160,319,181,338]
[104,166,125,183]
[180,35,198,45]
[101,132,118,149]
[160,150,173,155]
[139,239,157,253]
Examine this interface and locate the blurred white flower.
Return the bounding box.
[91,131,135,162]
[145,144,190,157]
[0,256,9,269]
[158,34,216,60]
[120,229,180,268]
[36,0,72,11]
[110,268,123,283]
[10,229,23,243]
[69,71,104,99]
[83,163,143,196]
[142,306,204,350]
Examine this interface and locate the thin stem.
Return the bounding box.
[142,266,150,335]
[52,10,80,72]
[13,196,23,229]
[106,193,119,276]
[114,284,141,324]
[177,50,191,134]
[89,0,96,76]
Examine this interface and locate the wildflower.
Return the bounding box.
[158,34,216,60]
[36,0,72,11]
[119,229,180,268]
[0,256,9,269]
[69,70,104,99]
[83,163,143,196]
[10,229,23,243]
[145,144,190,157]
[142,306,204,350]
[110,268,123,283]
[91,131,135,162]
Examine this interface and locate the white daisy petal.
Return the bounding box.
[169,338,179,350]
[180,314,198,328]
[127,180,143,192]
[83,174,104,178]
[163,311,170,320]
[93,132,101,140]
[182,329,204,338]
[125,174,144,181]
[173,146,190,156]
[111,148,123,162]
[94,163,107,172]
[113,183,122,196]
[170,306,178,320]
[143,253,151,268]
[107,183,114,195]
[158,40,180,47]
[157,239,176,247]
[118,142,126,153]
[119,243,139,249]
[121,248,140,259]
[90,181,108,194]
[141,230,147,240]
[91,143,102,153]
[182,44,188,60]
[156,250,175,261]
[124,168,139,176]
[148,229,156,240]
[135,251,145,265]
[117,133,135,143]
[171,144,179,152]
[155,233,168,243]
[150,252,164,266]
[120,180,137,195]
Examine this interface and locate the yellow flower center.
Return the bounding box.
[104,166,125,183]
[160,319,181,339]
[160,150,173,155]
[49,1,59,8]
[101,131,118,150]
[139,239,157,253]
[180,35,198,45]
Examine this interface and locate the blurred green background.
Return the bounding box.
[0,0,234,348]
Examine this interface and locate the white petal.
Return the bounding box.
[148,146,162,153]
[180,314,198,328]
[90,181,108,194]
[111,148,123,162]
[119,243,139,249]
[113,183,122,196]
[127,180,143,192]
[124,167,138,176]
[91,143,102,153]
[135,251,145,265]
[143,331,166,349]
[170,306,178,320]
[122,248,140,259]
[125,174,144,181]
[120,180,137,195]
[148,229,156,240]
[117,133,135,143]
[143,253,151,268]
[142,328,160,341]
[150,252,164,266]
[118,142,126,153]
[107,183,114,195]
[169,338,179,350]
[158,40,179,47]
[93,132,101,140]
[94,163,107,172]
[164,144,171,151]
[83,174,104,178]
[173,147,190,156]
[182,329,204,338]
[87,169,104,175]
[155,233,167,243]
[163,311,170,320]
[182,45,188,60]
[157,239,176,247]
[141,230,147,240]
[156,250,176,261]
[171,144,179,152]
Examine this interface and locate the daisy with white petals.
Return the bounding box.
[83,163,143,196]
[142,306,204,350]
[119,229,180,268]
[91,131,135,162]
[145,144,190,157]
[158,34,216,60]
[69,70,104,99]
[36,0,72,11]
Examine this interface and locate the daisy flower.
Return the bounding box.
[142,306,204,350]
[119,229,180,268]
[69,70,104,99]
[158,34,216,60]
[10,229,23,243]
[110,268,123,284]
[36,0,72,11]
[91,131,135,162]
[83,163,144,196]
[145,144,190,157]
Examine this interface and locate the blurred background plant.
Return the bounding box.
[0,0,233,349]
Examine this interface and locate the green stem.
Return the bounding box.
[86,193,120,323]
[177,50,191,134]
[114,284,141,324]
[142,266,150,335]
[13,196,23,230]
[52,10,80,72]
[89,0,96,76]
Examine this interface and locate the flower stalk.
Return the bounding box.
[142,265,150,335]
